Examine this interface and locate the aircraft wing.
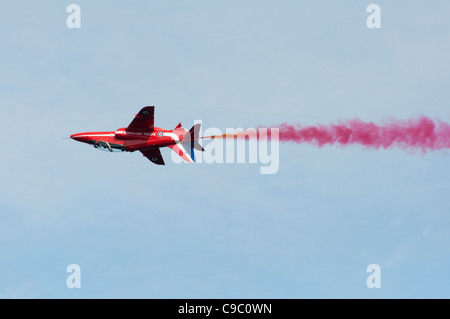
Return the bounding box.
[126,106,154,133]
[140,148,165,165]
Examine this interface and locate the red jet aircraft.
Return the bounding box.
[70,106,204,165]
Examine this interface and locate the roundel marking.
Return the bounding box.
[151,157,158,162]
[143,110,150,115]
[158,132,164,137]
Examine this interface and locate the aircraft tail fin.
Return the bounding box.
[182,123,205,161]
[168,124,204,163]
[185,124,205,151]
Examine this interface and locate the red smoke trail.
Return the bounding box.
[274,116,450,152]
[203,116,450,152]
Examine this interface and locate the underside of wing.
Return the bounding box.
[126,106,155,133]
[140,148,165,165]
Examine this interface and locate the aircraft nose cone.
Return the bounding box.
[70,133,82,141]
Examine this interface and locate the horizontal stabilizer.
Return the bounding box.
[168,142,194,163]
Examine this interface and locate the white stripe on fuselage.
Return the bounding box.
[75,133,115,137]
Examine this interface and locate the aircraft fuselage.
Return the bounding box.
[70,127,187,152]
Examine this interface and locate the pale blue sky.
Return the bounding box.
[1,1,450,298]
